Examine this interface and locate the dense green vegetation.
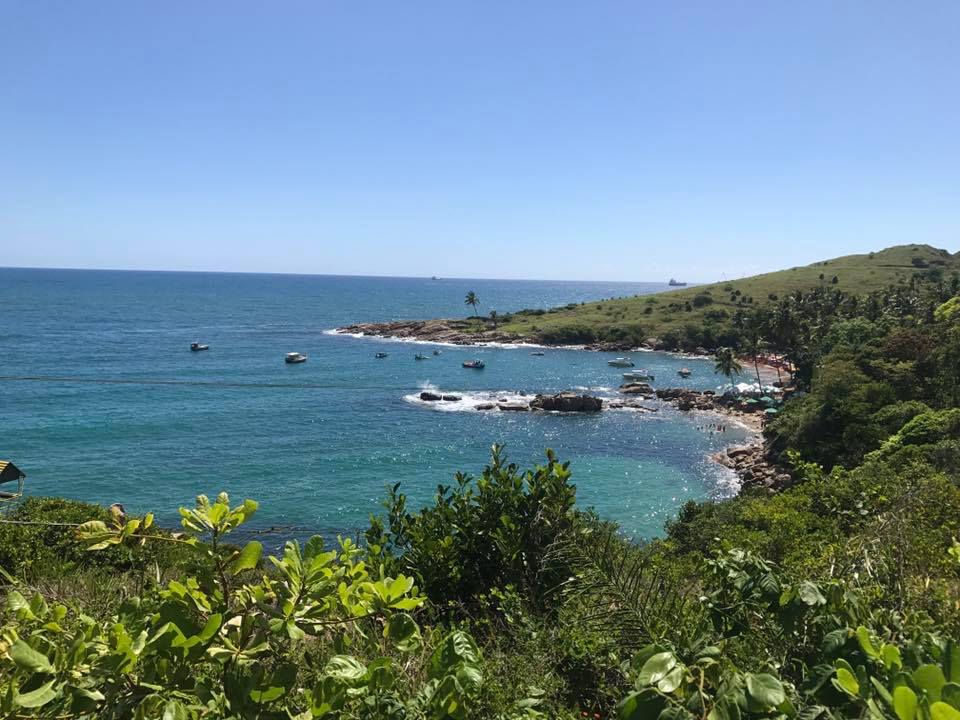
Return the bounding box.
[480,245,960,350]
[2,260,960,719]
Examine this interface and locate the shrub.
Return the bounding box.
[365,446,577,611]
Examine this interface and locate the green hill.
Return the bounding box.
[495,243,959,347]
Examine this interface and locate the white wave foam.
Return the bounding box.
[403,388,533,413]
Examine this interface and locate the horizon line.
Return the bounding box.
[0,264,704,285]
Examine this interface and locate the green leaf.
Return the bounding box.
[324,655,367,686]
[9,640,54,674]
[617,689,665,720]
[856,626,880,659]
[385,613,422,653]
[746,673,786,709]
[7,591,35,620]
[657,665,685,694]
[914,664,947,701]
[942,684,960,711]
[931,702,960,720]
[833,667,860,697]
[708,693,742,720]
[883,643,903,671]
[15,680,58,708]
[637,651,677,687]
[893,686,918,720]
[798,581,826,606]
[162,700,188,720]
[947,641,960,684]
[231,541,263,575]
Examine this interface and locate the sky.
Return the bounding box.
[1,2,958,282]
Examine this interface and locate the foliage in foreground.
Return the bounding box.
[1,493,483,719]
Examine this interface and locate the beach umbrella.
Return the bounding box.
[764,407,779,415]
[744,398,759,405]
[759,396,777,405]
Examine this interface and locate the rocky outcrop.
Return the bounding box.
[420,391,442,401]
[530,392,603,412]
[713,442,793,492]
[337,320,527,346]
[441,394,461,401]
[620,382,653,395]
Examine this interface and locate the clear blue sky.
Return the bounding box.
[1,2,957,281]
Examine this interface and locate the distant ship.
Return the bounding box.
[668,278,687,286]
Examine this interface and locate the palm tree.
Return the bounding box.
[714,347,743,393]
[745,327,768,388]
[465,291,480,321]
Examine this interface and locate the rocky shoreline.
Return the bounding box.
[416,384,791,492]
[334,319,674,351]
[343,319,792,492]
[336,320,533,347]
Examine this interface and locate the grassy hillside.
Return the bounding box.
[493,244,959,346]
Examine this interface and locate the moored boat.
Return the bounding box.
[607,357,635,368]
[678,367,692,378]
[190,342,209,351]
[462,360,485,369]
[375,352,388,358]
[414,353,430,360]
[285,352,307,364]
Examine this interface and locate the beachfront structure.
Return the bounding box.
[0,460,25,509]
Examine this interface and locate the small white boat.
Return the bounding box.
[608,357,635,368]
[678,367,692,378]
[375,352,388,358]
[414,353,430,360]
[190,342,209,352]
[623,370,654,382]
[285,352,307,364]
[463,360,485,369]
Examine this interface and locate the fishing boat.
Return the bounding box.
[607,357,635,368]
[285,352,307,364]
[623,370,654,382]
[668,278,687,286]
[530,351,545,356]
[678,367,692,378]
[375,352,388,358]
[414,353,430,360]
[462,360,485,369]
[190,342,209,351]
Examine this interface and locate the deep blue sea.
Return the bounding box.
[0,268,749,540]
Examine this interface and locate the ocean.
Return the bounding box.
[0,268,749,540]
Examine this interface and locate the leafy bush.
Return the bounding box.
[1,492,485,719]
[365,446,577,612]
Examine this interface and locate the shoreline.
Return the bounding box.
[330,322,792,378]
[335,320,792,493]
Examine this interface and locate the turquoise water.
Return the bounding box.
[0,268,749,539]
